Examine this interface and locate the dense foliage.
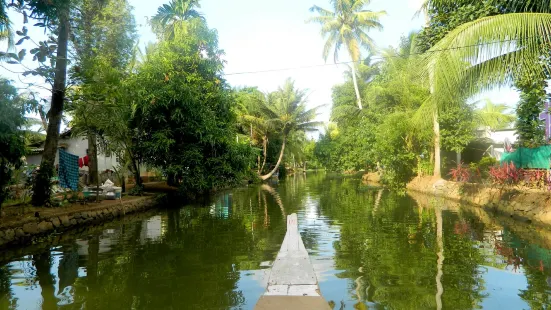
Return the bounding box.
[131,25,255,195]
[0,79,32,208]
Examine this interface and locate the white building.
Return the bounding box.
[26,129,118,172]
[475,128,517,160]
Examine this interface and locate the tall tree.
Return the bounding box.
[69,0,137,188]
[28,0,72,205]
[257,79,322,180]
[308,0,386,109]
[150,0,203,40]
[132,20,254,195]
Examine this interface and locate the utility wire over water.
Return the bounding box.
[0,174,550,309]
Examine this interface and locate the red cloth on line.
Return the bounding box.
[83,155,89,166]
[79,158,84,168]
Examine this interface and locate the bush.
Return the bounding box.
[448,162,471,182]
[469,156,497,182]
[129,183,144,196]
[489,162,523,185]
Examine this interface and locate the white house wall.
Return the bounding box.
[54,136,119,172]
[489,130,518,145]
[26,135,154,176]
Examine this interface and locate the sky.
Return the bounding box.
[1,0,520,125]
[129,0,428,122]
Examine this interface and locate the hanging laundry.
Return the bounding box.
[59,149,79,190]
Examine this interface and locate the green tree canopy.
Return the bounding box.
[0,78,32,207]
[131,23,254,195]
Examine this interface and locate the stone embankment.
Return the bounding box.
[0,196,159,248]
[408,176,551,226]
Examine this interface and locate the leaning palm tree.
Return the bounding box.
[307,0,386,110]
[258,79,323,181]
[150,0,203,40]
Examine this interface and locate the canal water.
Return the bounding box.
[1,173,551,309]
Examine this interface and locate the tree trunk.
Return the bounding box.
[350,62,363,110]
[433,110,441,178]
[94,141,100,202]
[260,137,285,181]
[456,151,461,165]
[259,135,267,174]
[131,159,142,187]
[88,134,98,186]
[32,9,70,206]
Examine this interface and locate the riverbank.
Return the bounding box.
[0,194,161,249]
[407,176,551,226]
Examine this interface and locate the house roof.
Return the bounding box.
[60,128,72,138]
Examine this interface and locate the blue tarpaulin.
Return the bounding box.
[59,149,79,190]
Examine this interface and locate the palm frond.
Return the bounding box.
[322,32,338,62]
[354,11,386,29]
[331,104,361,122]
[420,13,551,99]
[309,5,334,16]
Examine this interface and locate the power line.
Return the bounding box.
[224,35,541,76]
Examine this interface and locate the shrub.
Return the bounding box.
[469,156,498,182]
[489,162,523,185]
[449,162,471,182]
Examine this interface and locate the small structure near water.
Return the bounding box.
[255,213,330,310]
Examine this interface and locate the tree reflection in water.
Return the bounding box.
[0,174,550,309]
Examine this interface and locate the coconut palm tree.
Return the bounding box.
[150,0,203,40]
[420,1,551,100]
[258,79,323,181]
[0,0,14,53]
[307,0,386,110]
[474,98,515,130]
[416,0,551,177]
[235,88,272,174]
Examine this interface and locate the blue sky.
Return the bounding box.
[1,0,519,123]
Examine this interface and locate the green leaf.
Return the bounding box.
[15,37,26,45]
[6,61,19,65]
[18,49,26,61]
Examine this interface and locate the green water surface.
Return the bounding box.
[1,173,551,309]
